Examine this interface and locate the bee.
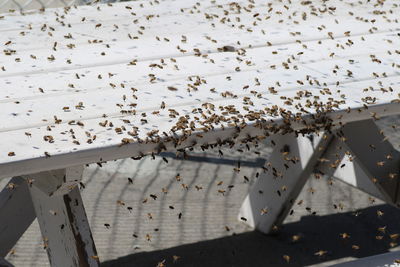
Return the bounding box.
[260,208,268,215]
[195,185,203,191]
[167,86,178,91]
[116,200,125,206]
[314,250,327,257]
[49,210,57,216]
[7,183,17,189]
[145,234,151,241]
[156,260,166,267]
[282,255,290,263]
[340,233,350,239]
[25,178,35,187]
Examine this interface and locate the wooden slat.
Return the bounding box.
[0,41,399,132]
[0,73,398,178]
[2,0,395,43]
[1,29,399,104]
[2,12,399,76]
[0,98,398,181]
[1,0,399,75]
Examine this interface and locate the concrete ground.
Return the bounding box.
[1,115,400,267]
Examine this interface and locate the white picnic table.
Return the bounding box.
[0,0,399,265]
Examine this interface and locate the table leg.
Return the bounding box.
[25,167,99,267]
[0,176,36,257]
[317,119,400,204]
[238,132,332,233]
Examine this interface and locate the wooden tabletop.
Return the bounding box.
[0,0,399,179]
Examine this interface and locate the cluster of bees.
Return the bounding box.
[1,0,400,264]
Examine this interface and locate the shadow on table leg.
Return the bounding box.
[101,204,400,267]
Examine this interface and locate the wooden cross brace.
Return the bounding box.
[0,167,99,267]
[239,119,400,233]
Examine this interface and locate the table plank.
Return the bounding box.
[2,29,399,102]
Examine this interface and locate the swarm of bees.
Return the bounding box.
[1,0,400,265]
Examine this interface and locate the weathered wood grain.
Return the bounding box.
[27,167,99,267]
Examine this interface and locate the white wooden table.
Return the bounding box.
[0,0,400,265]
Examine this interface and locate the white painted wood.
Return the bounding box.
[27,167,99,267]
[1,0,397,54]
[316,137,387,202]
[0,1,398,265]
[3,34,399,103]
[1,52,399,133]
[241,119,400,234]
[340,120,400,202]
[316,119,400,203]
[0,1,398,264]
[0,0,400,181]
[25,166,84,196]
[0,176,36,257]
[238,132,332,233]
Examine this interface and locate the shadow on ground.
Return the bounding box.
[102,204,400,267]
